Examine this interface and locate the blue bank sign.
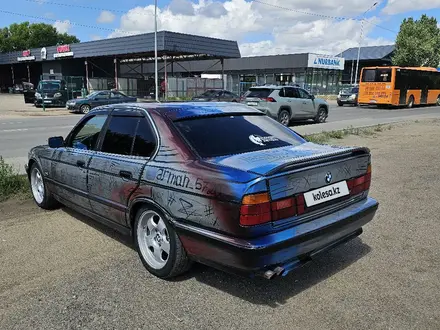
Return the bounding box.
[308,53,345,70]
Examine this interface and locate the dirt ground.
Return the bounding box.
[0,120,439,330]
[0,94,72,118]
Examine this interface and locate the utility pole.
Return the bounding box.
[354,2,378,85]
[154,0,159,102]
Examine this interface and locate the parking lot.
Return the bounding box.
[0,94,72,117]
[1,120,439,330]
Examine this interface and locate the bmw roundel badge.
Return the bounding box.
[325,172,333,184]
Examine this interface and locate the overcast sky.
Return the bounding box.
[2,0,440,56]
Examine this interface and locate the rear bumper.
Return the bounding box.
[176,197,379,278]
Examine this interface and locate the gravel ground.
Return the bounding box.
[1,120,439,330]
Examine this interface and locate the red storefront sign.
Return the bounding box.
[22,50,31,57]
[56,45,70,53]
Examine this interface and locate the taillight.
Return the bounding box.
[240,192,271,226]
[240,165,372,227]
[271,197,296,221]
[348,164,372,195]
[265,97,277,102]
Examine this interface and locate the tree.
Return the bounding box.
[392,15,440,67]
[0,22,79,53]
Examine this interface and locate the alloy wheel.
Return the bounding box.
[137,210,171,270]
[31,167,45,204]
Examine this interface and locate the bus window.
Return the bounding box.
[362,69,392,83]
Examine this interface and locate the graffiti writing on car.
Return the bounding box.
[155,168,223,197]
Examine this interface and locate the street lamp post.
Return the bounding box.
[154,0,159,102]
[354,2,378,85]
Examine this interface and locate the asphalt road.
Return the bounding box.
[1,121,439,329]
[1,104,440,172]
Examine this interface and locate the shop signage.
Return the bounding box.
[54,44,74,58]
[17,49,36,62]
[41,47,47,60]
[307,53,345,70]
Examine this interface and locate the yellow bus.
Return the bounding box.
[358,66,440,108]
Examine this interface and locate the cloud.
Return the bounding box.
[168,0,195,16]
[198,1,227,17]
[53,20,71,34]
[382,0,440,15]
[109,0,395,56]
[97,10,116,24]
[90,35,102,41]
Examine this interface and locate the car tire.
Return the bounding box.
[337,101,343,106]
[29,162,60,210]
[134,206,192,279]
[314,107,328,123]
[80,104,91,114]
[278,109,291,126]
[407,95,414,109]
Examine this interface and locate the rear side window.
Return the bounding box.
[101,116,156,157]
[174,115,303,158]
[245,88,273,98]
[101,116,139,155]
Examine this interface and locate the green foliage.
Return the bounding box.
[0,22,79,53]
[392,15,440,67]
[0,157,30,202]
[305,125,386,144]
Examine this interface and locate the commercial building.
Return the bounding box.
[0,31,241,95]
[0,29,396,97]
[122,52,345,96]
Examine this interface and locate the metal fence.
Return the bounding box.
[166,77,224,98]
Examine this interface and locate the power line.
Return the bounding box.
[0,9,132,35]
[23,0,398,35]
[251,0,352,21]
[24,0,132,15]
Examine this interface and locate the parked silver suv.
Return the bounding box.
[241,85,329,126]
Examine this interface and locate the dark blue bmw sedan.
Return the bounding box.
[26,102,379,279]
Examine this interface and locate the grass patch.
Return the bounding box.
[305,124,387,144]
[0,157,30,202]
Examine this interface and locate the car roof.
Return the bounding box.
[91,102,262,121]
[249,85,302,90]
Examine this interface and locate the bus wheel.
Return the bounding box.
[407,96,414,109]
[436,95,440,106]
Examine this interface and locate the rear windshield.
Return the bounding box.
[361,69,392,82]
[174,114,303,158]
[244,88,273,98]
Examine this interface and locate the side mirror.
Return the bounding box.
[311,94,315,100]
[48,136,64,148]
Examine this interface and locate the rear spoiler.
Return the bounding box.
[265,146,370,176]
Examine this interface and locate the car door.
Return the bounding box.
[49,114,109,211]
[297,88,316,118]
[283,87,304,118]
[92,91,110,108]
[110,91,124,104]
[87,110,157,226]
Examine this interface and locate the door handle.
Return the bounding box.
[76,160,85,167]
[119,170,132,179]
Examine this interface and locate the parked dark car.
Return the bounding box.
[26,102,379,280]
[24,80,69,107]
[66,90,137,114]
[192,89,240,102]
[337,87,359,106]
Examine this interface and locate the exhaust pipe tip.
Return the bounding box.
[263,270,276,280]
